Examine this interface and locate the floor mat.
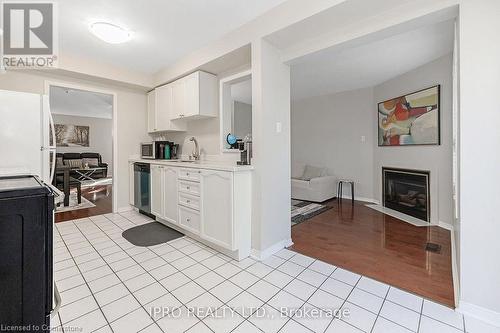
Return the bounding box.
[122,222,184,247]
[291,200,331,226]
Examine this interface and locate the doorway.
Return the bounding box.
[45,82,117,222]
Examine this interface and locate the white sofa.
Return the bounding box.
[291,162,337,202]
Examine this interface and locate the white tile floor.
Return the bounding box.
[52,211,499,333]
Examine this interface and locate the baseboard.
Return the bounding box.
[251,238,293,261]
[438,220,454,231]
[115,205,134,213]
[337,195,378,204]
[457,301,500,328]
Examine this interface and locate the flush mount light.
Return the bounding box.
[89,22,131,44]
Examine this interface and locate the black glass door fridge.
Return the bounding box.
[0,175,54,332]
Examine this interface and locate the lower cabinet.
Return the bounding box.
[200,170,234,250]
[148,162,251,259]
[150,164,178,224]
[150,165,163,217]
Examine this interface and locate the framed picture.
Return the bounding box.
[54,124,90,147]
[378,85,440,146]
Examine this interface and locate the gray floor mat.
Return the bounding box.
[121,222,184,247]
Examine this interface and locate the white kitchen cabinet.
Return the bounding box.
[147,87,187,133]
[170,71,218,120]
[150,165,163,217]
[151,164,179,224]
[143,161,252,260]
[200,170,234,249]
[129,162,134,205]
[147,91,156,133]
[162,166,178,224]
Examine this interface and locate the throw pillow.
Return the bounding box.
[301,165,326,181]
[82,158,99,166]
[65,159,83,168]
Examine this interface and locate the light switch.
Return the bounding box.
[276,122,282,133]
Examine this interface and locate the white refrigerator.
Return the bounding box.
[0,89,56,184]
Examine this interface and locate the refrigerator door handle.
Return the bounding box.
[50,282,61,318]
[49,149,56,183]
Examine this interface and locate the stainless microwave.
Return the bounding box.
[140,142,155,159]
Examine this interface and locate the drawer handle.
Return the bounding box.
[187,199,190,203]
[186,173,190,176]
[186,218,191,222]
[187,186,190,190]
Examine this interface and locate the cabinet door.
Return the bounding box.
[172,79,185,119]
[184,73,199,118]
[163,167,178,224]
[201,170,234,249]
[147,91,156,132]
[150,165,163,217]
[155,84,172,131]
[129,163,134,205]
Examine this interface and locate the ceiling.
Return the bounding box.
[231,79,252,105]
[290,19,455,101]
[50,86,113,119]
[57,0,287,75]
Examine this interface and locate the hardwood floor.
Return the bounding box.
[290,199,455,308]
[55,185,112,223]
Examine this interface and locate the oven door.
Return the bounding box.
[141,143,154,159]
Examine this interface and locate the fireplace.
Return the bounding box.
[382,167,430,222]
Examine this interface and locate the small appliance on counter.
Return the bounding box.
[237,134,252,165]
[141,141,180,160]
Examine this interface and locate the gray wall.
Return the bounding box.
[373,54,453,225]
[291,87,375,200]
[233,101,252,139]
[53,114,113,176]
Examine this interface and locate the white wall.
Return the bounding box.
[251,39,291,254]
[0,70,149,211]
[373,54,453,226]
[53,114,113,176]
[458,0,500,324]
[291,88,375,200]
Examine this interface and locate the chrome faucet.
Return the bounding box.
[189,137,200,160]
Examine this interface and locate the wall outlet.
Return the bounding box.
[361,135,366,143]
[276,122,282,133]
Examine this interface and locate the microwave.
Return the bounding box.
[141,142,155,159]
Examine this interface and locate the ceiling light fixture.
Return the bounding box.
[89,22,131,44]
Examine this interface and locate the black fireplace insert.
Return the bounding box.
[382,167,430,222]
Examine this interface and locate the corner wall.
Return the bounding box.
[373,54,453,226]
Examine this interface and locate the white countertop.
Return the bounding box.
[129,158,254,172]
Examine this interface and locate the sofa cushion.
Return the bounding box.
[82,158,99,166]
[301,165,326,181]
[65,159,83,168]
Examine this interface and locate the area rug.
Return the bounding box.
[291,199,331,226]
[56,190,96,213]
[122,222,184,247]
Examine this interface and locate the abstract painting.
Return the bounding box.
[54,124,89,147]
[378,85,440,146]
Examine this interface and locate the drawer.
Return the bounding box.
[178,168,201,182]
[178,205,200,234]
[178,180,200,196]
[178,192,200,211]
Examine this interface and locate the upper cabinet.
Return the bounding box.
[170,71,218,120]
[147,71,218,133]
[147,86,187,133]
